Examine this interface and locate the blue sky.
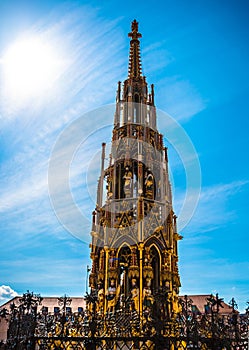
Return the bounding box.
[0,0,249,311]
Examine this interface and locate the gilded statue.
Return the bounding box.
[123,166,133,197]
[106,279,120,313]
[143,278,154,309]
[131,278,139,312]
[96,282,104,314]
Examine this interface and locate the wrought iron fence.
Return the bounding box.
[6,335,249,350]
[1,291,248,350]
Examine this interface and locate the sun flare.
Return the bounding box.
[1,36,62,100]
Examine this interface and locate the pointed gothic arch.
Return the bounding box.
[117,244,132,298]
[144,235,165,251]
[113,235,137,249]
[144,237,163,292]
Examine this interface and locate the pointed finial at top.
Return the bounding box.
[127,20,143,78]
[128,19,142,41]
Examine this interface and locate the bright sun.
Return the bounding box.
[2,37,61,100]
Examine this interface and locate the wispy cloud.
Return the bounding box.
[0,10,126,299]
[157,76,207,121]
[175,180,249,235]
[177,180,249,311]
[141,40,207,122]
[143,41,175,74]
[0,254,90,299]
[0,285,18,305]
[0,8,124,241]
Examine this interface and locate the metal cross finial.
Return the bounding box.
[128,19,142,40]
[58,294,72,314]
[229,297,238,312]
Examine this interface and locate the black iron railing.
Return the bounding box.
[1,291,248,350]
